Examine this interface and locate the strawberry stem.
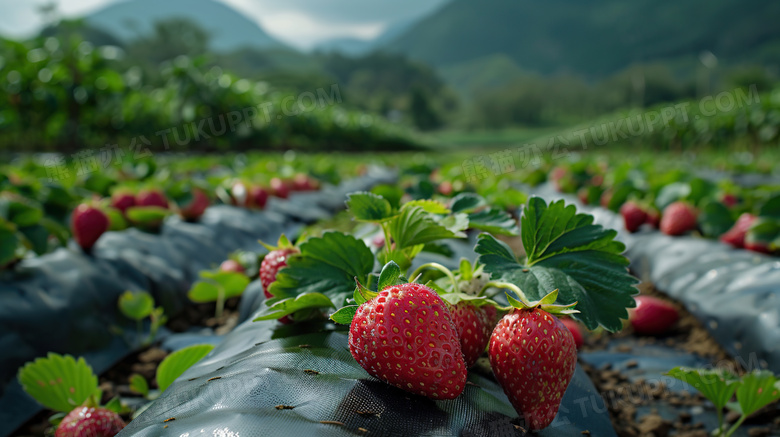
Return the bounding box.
[480,281,529,301]
[409,262,458,293]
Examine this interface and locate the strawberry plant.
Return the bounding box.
[17,354,126,436]
[667,367,780,437]
[188,269,250,318]
[117,290,167,347]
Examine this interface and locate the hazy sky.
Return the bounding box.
[0,0,447,48]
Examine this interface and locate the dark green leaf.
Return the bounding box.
[687,178,715,206]
[370,185,403,210]
[389,206,465,249]
[268,232,374,300]
[759,194,780,219]
[467,208,519,236]
[0,221,19,266]
[476,197,638,331]
[698,201,735,238]
[346,192,393,222]
[450,192,486,213]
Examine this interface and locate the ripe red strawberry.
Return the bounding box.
[438,181,453,196]
[720,213,757,249]
[489,290,578,430]
[561,318,584,349]
[249,186,269,209]
[136,189,169,209]
[620,201,648,233]
[55,406,125,437]
[349,282,467,399]
[220,259,245,274]
[628,296,678,335]
[270,177,290,199]
[645,208,660,228]
[448,302,497,367]
[178,188,209,221]
[292,173,318,192]
[660,201,698,236]
[110,192,135,214]
[721,193,739,208]
[260,235,299,323]
[71,204,109,252]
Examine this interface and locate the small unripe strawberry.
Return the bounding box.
[71,204,109,252]
[660,202,697,236]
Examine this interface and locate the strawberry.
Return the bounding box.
[489,289,578,430]
[561,318,584,349]
[550,166,568,192]
[645,208,660,228]
[260,235,299,323]
[577,188,590,205]
[620,201,648,233]
[220,259,245,274]
[448,302,497,367]
[628,295,678,335]
[600,189,613,209]
[720,213,757,249]
[270,177,290,199]
[292,173,318,192]
[56,406,125,437]
[71,204,109,252]
[249,186,269,209]
[349,282,467,399]
[177,188,209,221]
[438,181,453,196]
[136,189,169,209]
[720,193,739,208]
[660,201,698,235]
[110,192,135,214]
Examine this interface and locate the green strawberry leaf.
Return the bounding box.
[0,220,19,266]
[18,353,98,413]
[450,192,486,213]
[118,291,154,321]
[666,367,739,410]
[735,371,780,417]
[687,178,716,206]
[759,194,780,219]
[346,192,393,222]
[377,261,402,291]
[330,305,359,325]
[698,201,735,238]
[389,205,466,249]
[466,208,519,236]
[268,231,374,300]
[128,374,149,397]
[476,197,639,331]
[104,397,123,414]
[156,344,214,392]
[404,199,450,214]
[370,185,403,210]
[656,182,691,210]
[0,196,43,227]
[188,271,250,303]
[253,292,335,321]
[438,292,490,306]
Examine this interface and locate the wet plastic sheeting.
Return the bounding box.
[120,318,616,437]
[528,183,780,373]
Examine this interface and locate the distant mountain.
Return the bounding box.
[382,0,780,78]
[438,54,528,99]
[86,0,288,51]
[313,16,423,56]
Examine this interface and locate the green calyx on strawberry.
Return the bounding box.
[18,353,126,437]
[340,262,468,400]
[70,202,110,252]
[489,288,579,431]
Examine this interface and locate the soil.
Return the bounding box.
[580,283,780,437]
